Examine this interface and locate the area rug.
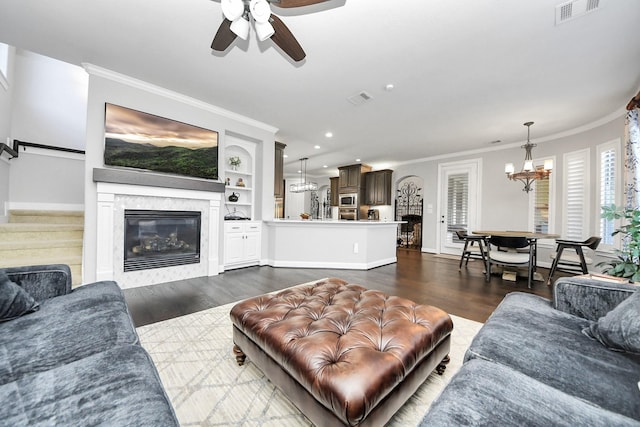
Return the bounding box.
[137,287,483,426]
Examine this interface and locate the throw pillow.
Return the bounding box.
[0,272,40,322]
[583,290,640,354]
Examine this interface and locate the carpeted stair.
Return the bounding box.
[0,210,83,286]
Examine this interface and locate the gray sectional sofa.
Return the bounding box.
[421,276,640,426]
[0,264,178,426]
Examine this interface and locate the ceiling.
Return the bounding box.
[1,0,639,178]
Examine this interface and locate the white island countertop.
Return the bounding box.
[263,219,403,270]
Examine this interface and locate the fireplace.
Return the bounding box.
[124,210,201,272]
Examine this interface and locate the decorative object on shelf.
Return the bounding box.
[236,177,245,187]
[229,156,241,170]
[504,122,553,193]
[226,177,231,186]
[290,157,318,193]
[211,0,325,62]
[228,192,240,202]
[300,213,310,220]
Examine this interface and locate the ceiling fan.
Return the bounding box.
[211,0,328,62]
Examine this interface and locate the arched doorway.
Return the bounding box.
[395,176,424,249]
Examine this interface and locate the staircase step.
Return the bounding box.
[0,223,84,242]
[9,210,84,225]
[0,239,83,262]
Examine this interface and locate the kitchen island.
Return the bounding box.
[264,219,404,270]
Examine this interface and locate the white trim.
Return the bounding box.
[265,257,397,270]
[396,109,625,168]
[0,71,7,91]
[6,202,85,212]
[82,63,279,134]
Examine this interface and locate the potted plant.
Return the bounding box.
[228,156,241,170]
[596,204,640,282]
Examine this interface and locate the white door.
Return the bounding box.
[438,160,481,255]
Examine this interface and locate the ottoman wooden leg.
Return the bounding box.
[435,355,450,375]
[233,344,247,366]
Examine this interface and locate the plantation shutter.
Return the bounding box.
[563,149,590,240]
[532,178,550,233]
[447,173,469,242]
[599,145,617,245]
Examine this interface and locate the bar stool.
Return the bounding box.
[455,230,487,270]
[547,236,601,284]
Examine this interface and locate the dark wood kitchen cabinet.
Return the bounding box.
[364,169,393,205]
[274,142,286,198]
[330,177,339,206]
[338,164,371,194]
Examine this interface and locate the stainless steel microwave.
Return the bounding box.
[339,193,358,208]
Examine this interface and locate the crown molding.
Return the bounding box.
[82,63,279,134]
[396,107,626,167]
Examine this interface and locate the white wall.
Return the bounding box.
[0,46,15,222]
[82,66,277,283]
[393,114,626,267]
[10,50,87,149]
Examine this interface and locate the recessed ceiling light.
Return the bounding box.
[325,132,333,138]
[314,145,321,149]
[323,165,328,168]
[355,158,361,162]
[283,154,288,158]
[385,83,394,91]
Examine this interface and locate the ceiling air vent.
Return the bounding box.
[556,0,600,25]
[347,91,374,106]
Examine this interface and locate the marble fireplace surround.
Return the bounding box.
[93,168,224,289]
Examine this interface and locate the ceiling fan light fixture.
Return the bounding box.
[255,20,275,41]
[250,0,272,23]
[230,14,250,40]
[221,0,245,21]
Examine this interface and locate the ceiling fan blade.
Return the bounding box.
[269,0,329,8]
[211,18,237,51]
[270,15,306,62]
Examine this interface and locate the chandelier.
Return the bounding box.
[504,121,552,193]
[289,157,318,193]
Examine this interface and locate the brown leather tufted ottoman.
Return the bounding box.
[230,278,453,426]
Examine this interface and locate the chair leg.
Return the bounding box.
[459,241,468,270]
[547,245,564,285]
[576,247,589,274]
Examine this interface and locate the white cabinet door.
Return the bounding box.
[224,221,261,268]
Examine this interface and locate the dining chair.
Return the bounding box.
[455,230,487,270]
[546,236,602,284]
[485,236,535,288]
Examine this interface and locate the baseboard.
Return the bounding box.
[6,202,85,212]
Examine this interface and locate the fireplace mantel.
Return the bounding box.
[94,169,222,289]
[93,167,225,192]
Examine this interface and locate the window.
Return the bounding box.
[528,156,555,236]
[597,140,619,247]
[0,43,8,90]
[447,173,469,242]
[562,149,590,240]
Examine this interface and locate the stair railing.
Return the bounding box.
[0,139,85,159]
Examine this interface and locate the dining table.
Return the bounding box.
[471,230,561,282]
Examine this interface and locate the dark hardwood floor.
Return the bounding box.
[124,249,557,327]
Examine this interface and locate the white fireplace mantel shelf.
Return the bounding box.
[94,168,222,289]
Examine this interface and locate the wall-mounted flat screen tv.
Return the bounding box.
[104,103,218,180]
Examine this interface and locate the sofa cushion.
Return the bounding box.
[584,290,640,354]
[0,273,39,322]
[0,280,139,385]
[420,359,640,427]
[0,345,178,426]
[464,292,640,420]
